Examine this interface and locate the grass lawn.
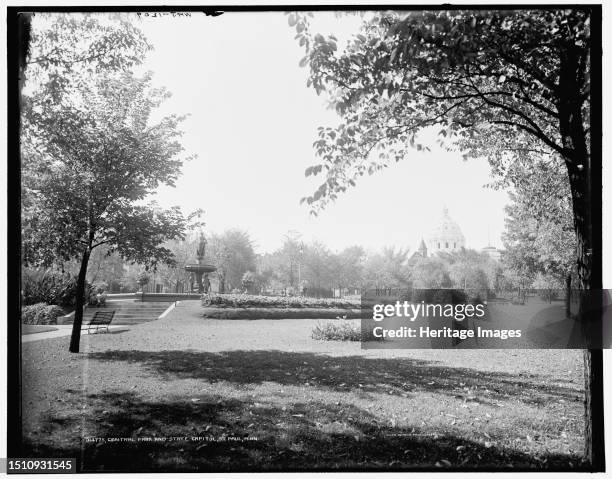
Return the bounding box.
[21,301,586,472]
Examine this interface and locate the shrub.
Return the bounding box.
[21,303,65,325]
[202,293,359,309]
[88,282,109,306]
[91,282,108,293]
[311,320,361,341]
[137,272,150,289]
[22,269,94,307]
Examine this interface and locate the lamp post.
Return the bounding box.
[298,243,304,295]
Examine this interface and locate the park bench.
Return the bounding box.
[82,310,115,334]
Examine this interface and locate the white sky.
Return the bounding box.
[130,11,509,254]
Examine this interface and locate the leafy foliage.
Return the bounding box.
[291,9,591,213]
[202,293,359,309]
[439,249,496,290]
[311,320,361,341]
[241,271,256,293]
[137,272,151,288]
[22,69,193,269]
[501,158,576,284]
[21,303,66,325]
[207,230,257,293]
[24,13,151,105]
[362,246,411,289]
[21,269,93,306]
[21,14,195,352]
[410,256,451,289]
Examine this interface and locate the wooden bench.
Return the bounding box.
[82,311,115,334]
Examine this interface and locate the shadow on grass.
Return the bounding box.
[23,391,584,472]
[86,349,582,406]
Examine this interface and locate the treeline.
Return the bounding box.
[23,230,513,299]
[23,158,576,301]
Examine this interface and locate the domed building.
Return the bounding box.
[481,245,503,261]
[426,206,466,255]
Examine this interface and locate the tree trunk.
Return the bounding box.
[558,39,603,465]
[566,153,604,470]
[565,273,572,318]
[69,248,91,353]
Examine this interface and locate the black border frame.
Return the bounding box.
[6,4,604,473]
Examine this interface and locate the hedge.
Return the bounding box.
[22,303,66,325]
[201,307,361,320]
[311,321,361,341]
[202,293,359,309]
[22,269,95,307]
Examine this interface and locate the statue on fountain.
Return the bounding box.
[196,232,207,261]
[185,230,217,294]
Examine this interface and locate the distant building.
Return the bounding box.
[411,207,503,261]
[410,238,428,261]
[481,245,503,261]
[426,206,466,255]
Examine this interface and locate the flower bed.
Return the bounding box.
[201,307,361,320]
[201,293,359,309]
[311,320,361,341]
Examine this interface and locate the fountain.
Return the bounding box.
[185,231,217,293]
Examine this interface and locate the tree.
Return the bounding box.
[438,248,494,291]
[23,71,193,353]
[208,230,257,292]
[410,256,451,289]
[291,9,601,465]
[501,158,577,315]
[293,9,591,286]
[301,241,333,295]
[118,264,141,293]
[23,13,150,105]
[137,271,151,291]
[241,271,256,293]
[86,246,127,291]
[362,246,411,289]
[333,246,365,293]
[22,17,194,352]
[256,252,285,292]
[501,158,576,292]
[155,237,197,293]
[258,231,306,292]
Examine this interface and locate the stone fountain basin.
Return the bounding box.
[185,264,217,273]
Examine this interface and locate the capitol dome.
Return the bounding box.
[426,207,466,255]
